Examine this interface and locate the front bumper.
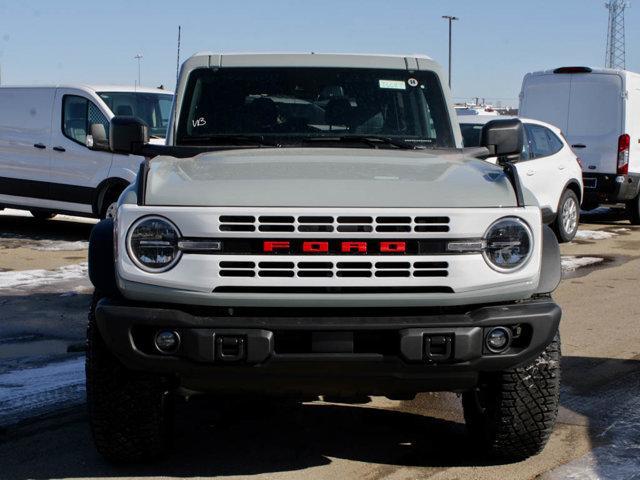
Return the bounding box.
[96,298,560,395]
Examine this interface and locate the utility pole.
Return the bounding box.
[605,1,628,69]
[176,26,181,88]
[442,15,459,89]
[134,53,143,87]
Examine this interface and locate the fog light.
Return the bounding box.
[154,330,180,354]
[485,327,511,353]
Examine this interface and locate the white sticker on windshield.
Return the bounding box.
[379,79,406,90]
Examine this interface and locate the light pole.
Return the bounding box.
[134,54,143,87]
[442,15,459,89]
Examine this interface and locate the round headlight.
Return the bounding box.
[483,217,533,272]
[127,216,181,272]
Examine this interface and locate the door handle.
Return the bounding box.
[53,146,66,152]
[33,143,46,149]
[526,170,535,176]
[571,144,586,149]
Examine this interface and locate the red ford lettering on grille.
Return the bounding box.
[380,241,406,253]
[303,241,329,253]
[263,241,290,252]
[341,241,367,253]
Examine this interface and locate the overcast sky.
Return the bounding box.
[0,0,635,107]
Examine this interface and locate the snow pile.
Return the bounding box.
[575,230,617,241]
[31,240,88,251]
[0,358,85,427]
[0,263,88,289]
[561,256,604,272]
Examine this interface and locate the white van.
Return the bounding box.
[0,85,173,219]
[519,67,640,223]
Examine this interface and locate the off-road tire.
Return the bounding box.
[30,210,57,221]
[553,190,579,243]
[462,331,561,462]
[86,292,173,462]
[627,194,640,225]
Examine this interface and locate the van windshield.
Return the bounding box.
[98,92,173,138]
[176,67,455,148]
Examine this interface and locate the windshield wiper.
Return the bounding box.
[304,135,417,150]
[182,135,280,147]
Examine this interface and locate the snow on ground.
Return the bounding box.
[30,240,88,251]
[0,263,87,289]
[574,230,618,241]
[0,208,96,224]
[0,357,85,427]
[561,256,605,272]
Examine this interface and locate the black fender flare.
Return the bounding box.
[88,218,119,297]
[92,177,131,217]
[535,224,562,295]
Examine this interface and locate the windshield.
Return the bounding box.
[177,67,455,148]
[98,92,173,138]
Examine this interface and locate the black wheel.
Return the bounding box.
[553,190,580,243]
[30,210,57,221]
[86,292,173,462]
[462,331,561,462]
[626,194,640,225]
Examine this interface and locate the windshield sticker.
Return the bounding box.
[192,117,207,128]
[379,79,406,90]
[407,78,419,87]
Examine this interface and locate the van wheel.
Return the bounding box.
[30,210,57,221]
[554,190,580,242]
[87,292,173,462]
[99,189,123,219]
[462,331,561,462]
[626,194,640,225]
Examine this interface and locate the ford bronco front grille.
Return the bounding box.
[219,215,450,234]
[219,260,449,279]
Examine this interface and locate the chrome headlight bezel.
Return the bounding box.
[126,215,182,273]
[482,216,534,273]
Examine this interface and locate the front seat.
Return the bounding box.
[324,97,353,131]
[116,105,134,116]
[246,97,278,131]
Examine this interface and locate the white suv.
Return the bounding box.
[460,116,584,242]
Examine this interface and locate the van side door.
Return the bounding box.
[0,88,54,207]
[49,89,113,213]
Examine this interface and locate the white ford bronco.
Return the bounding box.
[86,53,562,463]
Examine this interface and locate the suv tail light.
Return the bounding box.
[617,134,630,175]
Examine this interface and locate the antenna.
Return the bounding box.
[176,26,181,89]
[605,1,628,69]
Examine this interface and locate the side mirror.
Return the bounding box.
[109,116,149,154]
[480,119,524,160]
[86,123,109,151]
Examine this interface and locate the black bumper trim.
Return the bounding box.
[95,298,561,394]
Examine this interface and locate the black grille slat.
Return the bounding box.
[258,216,295,223]
[258,270,295,277]
[220,270,255,277]
[298,216,333,224]
[414,261,449,269]
[298,225,334,232]
[213,286,454,294]
[297,271,334,278]
[376,225,411,233]
[376,262,411,269]
[413,270,449,277]
[375,271,411,277]
[298,262,333,269]
[220,215,255,223]
[220,261,255,269]
[258,262,295,269]
[337,270,373,278]
[337,225,373,233]
[376,216,411,224]
[415,225,450,233]
[337,216,373,224]
[415,217,450,224]
[220,224,256,232]
[337,262,372,269]
[259,225,296,232]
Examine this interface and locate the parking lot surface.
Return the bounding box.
[0,207,639,480]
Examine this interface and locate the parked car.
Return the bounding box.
[0,85,173,220]
[519,66,640,223]
[87,52,563,463]
[461,116,583,242]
